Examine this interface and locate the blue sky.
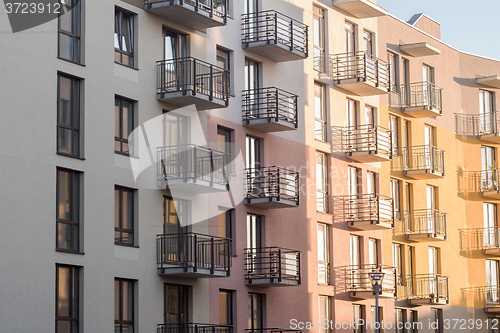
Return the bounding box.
[378,0,500,61]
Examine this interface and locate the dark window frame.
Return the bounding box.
[115,95,135,156]
[55,264,79,333]
[248,293,263,330]
[115,8,135,67]
[219,289,234,325]
[57,73,82,158]
[115,186,136,246]
[164,283,189,325]
[56,168,81,253]
[58,0,82,63]
[115,278,135,333]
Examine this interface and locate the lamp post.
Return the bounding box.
[368,272,385,333]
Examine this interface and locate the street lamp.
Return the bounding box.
[368,272,385,333]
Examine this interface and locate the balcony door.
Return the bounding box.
[164,284,188,326]
[368,239,378,266]
[392,243,402,285]
[484,203,498,248]
[426,185,436,233]
[247,214,263,275]
[163,197,188,263]
[482,146,496,191]
[318,223,329,284]
[162,111,188,178]
[486,260,499,304]
[345,22,355,77]
[424,125,434,169]
[163,28,186,91]
[347,100,358,150]
[348,167,359,220]
[350,235,361,287]
[428,247,439,295]
[244,0,258,14]
[479,90,494,134]
[245,59,260,117]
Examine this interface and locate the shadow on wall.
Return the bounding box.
[453,77,479,88]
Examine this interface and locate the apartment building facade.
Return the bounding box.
[1,0,500,333]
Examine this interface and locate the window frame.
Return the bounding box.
[57,0,82,64]
[56,168,81,253]
[115,186,136,247]
[390,178,401,220]
[56,264,80,333]
[115,7,135,67]
[219,289,234,326]
[115,95,135,156]
[115,278,135,333]
[392,242,403,285]
[315,82,327,142]
[387,51,399,92]
[57,73,82,158]
[317,223,330,285]
[318,295,331,333]
[313,5,325,72]
[389,114,399,156]
[316,151,328,212]
[248,293,264,330]
[363,29,373,55]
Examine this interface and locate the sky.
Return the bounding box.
[377,0,500,61]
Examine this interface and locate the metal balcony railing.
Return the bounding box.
[334,193,395,225]
[241,10,308,56]
[330,51,390,89]
[157,144,230,187]
[480,170,500,192]
[400,82,443,113]
[404,209,447,238]
[157,57,230,104]
[407,274,449,303]
[485,286,500,308]
[158,324,233,333]
[313,51,324,72]
[460,227,500,252]
[244,247,301,284]
[403,145,445,175]
[157,233,231,274]
[242,87,298,128]
[455,112,500,137]
[333,124,392,157]
[344,264,397,294]
[146,0,228,20]
[245,167,299,204]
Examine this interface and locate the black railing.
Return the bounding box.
[405,209,447,238]
[157,233,231,274]
[158,324,233,333]
[403,145,445,175]
[334,193,394,226]
[330,51,390,89]
[407,274,449,303]
[400,82,443,113]
[344,264,397,294]
[241,10,308,56]
[157,57,229,104]
[480,170,500,192]
[242,87,298,128]
[244,247,301,284]
[245,167,299,204]
[333,124,392,157]
[146,0,228,21]
[157,144,230,187]
[455,112,500,137]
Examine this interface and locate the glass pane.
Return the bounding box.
[73,38,80,63]
[72,131,79,157]
[58,170,70,220]
[115,280,120,321]
[59,6,72,31]
[72,225,79,251]
[115,51,121,63]
[58,266,70,317]
[58,127,72,154]
[57,222,72,249]
[73,1,81,36]
[72,268,79,318]
[218,210,227,239]
[72,173,79,222]
[122,14,132,52]
[59,76,72,125]
[126,281,134,320]
[219,291,228,324]
[123,191,133,230]
[114,11,120,48]
[123,101,133,138]
[115,189,120,228]
[115,98,120,137]
[72,80,80,129]
[73,321,79,333]
[57,320,71,333]
[58,34,72,60]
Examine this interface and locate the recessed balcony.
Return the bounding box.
[344,264,397,299]
[400,42,441,57]
[479,170,500,199]
[244,167,299,208]
[334,124,392,162]
[407,274,449,305]
[334,194,394,230]
[332,0,387,19]
[485,287,500,313]
[158,323,233,333]
[404,209,447,241]
[403,145,445,179]
[455,112,500,142]
[157,145,230,193]
[144,0,228,30]
[242,87,298,132]
[157,57,229,111]
[244,247,301,287]
[331,51,390,96]
[157,233,231,277]
[241,10,308,62]
[399,82,443,117]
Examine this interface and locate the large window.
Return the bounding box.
[219,290,233,326]
[390,178,401,220]
[216,47,232,94]
[56,264,79,333]
[115,96,135,156]
[319,295,331,333]
[363,30,373,55]
[313,6,325,71]
[115,278,135,333]
[317,223,329,284]
[387,51,398,92]
[315,82,327,141]
[58,0,82,63]
[352,304,363,333]
[57,168,81,252]
[389,115,399,156]
[248,293,263,330]
[115,186,135,246]
[392,243,403,285]
[217,126,234,174]
[395,308,405,333]
[115,8,135,67]
[316,152,328,212]
[165,284,189,324]
[57,74,81,158]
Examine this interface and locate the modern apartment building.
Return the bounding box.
[1,0,500,333]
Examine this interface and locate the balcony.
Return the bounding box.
[242,87,298,132]
[241,11,308,62]
[403,145,445,179]
[455,112,500,142]
[157,233,231,277]
[404,209,447,241]
[244,247,301,287]
[479,170,500,199]
[332,0,387,19]
[158,323,232,333]
[399,82,443,117]
[460,228,500,255]
[244,167,299,208]
[407,274,449,305]
[157,145,230,193]
[333,124,392,162]
[334,194,394,230]
[330,51,390,96]
[145,0,228,30]
[344,264,397,299]
[157,57,229,111]
[477,75,500,89]
[485,286,500,313]
[399,42,440,57]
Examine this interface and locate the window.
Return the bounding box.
[352,304,363,333]
[57,168,81,252]
[115,96,135,156]
[245,58,260,91]
[115,186,135,246]
[347,99,357,127]
[165,284,189,324]
[387,52,398,92]
[370,306,383,333]
[58,0,82,63]
[315,82,327,141]
[345,22,355,53]
[319,296,331,333]
[392,243,403,285]
[363,30,373,55]
[348,166,359,196]
[484,203,498,248]
[431,308,443,333]
[423,64,435,84]
[317,223,329,284]
[219,290,233,326]
[57,74,82,158]
[247,214,263,249]
[313,6,325,71]
[115,8,135,67]
[395,308,405,333]
[389,115,399,156]
[350,235,361,267]
[163,196,188,234]
[246,135,262,169]
[409,310,419,333]
[316,152,328,212]
[115,278,135,333]
[368,238,378,265]
[489,318,500,333]
[364,106,374,126]
[367,171,376,194]
[480,90,495,133]
[407,245,415,281]
[406,182,412,211]
[248,293,263,330]
[390,178,401,220]
[217,126,234,174]
[56,264,79,333]
[403,120,410,148]
[218,208,233,240]
[164,27,187,60]
[216,47,232,94]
